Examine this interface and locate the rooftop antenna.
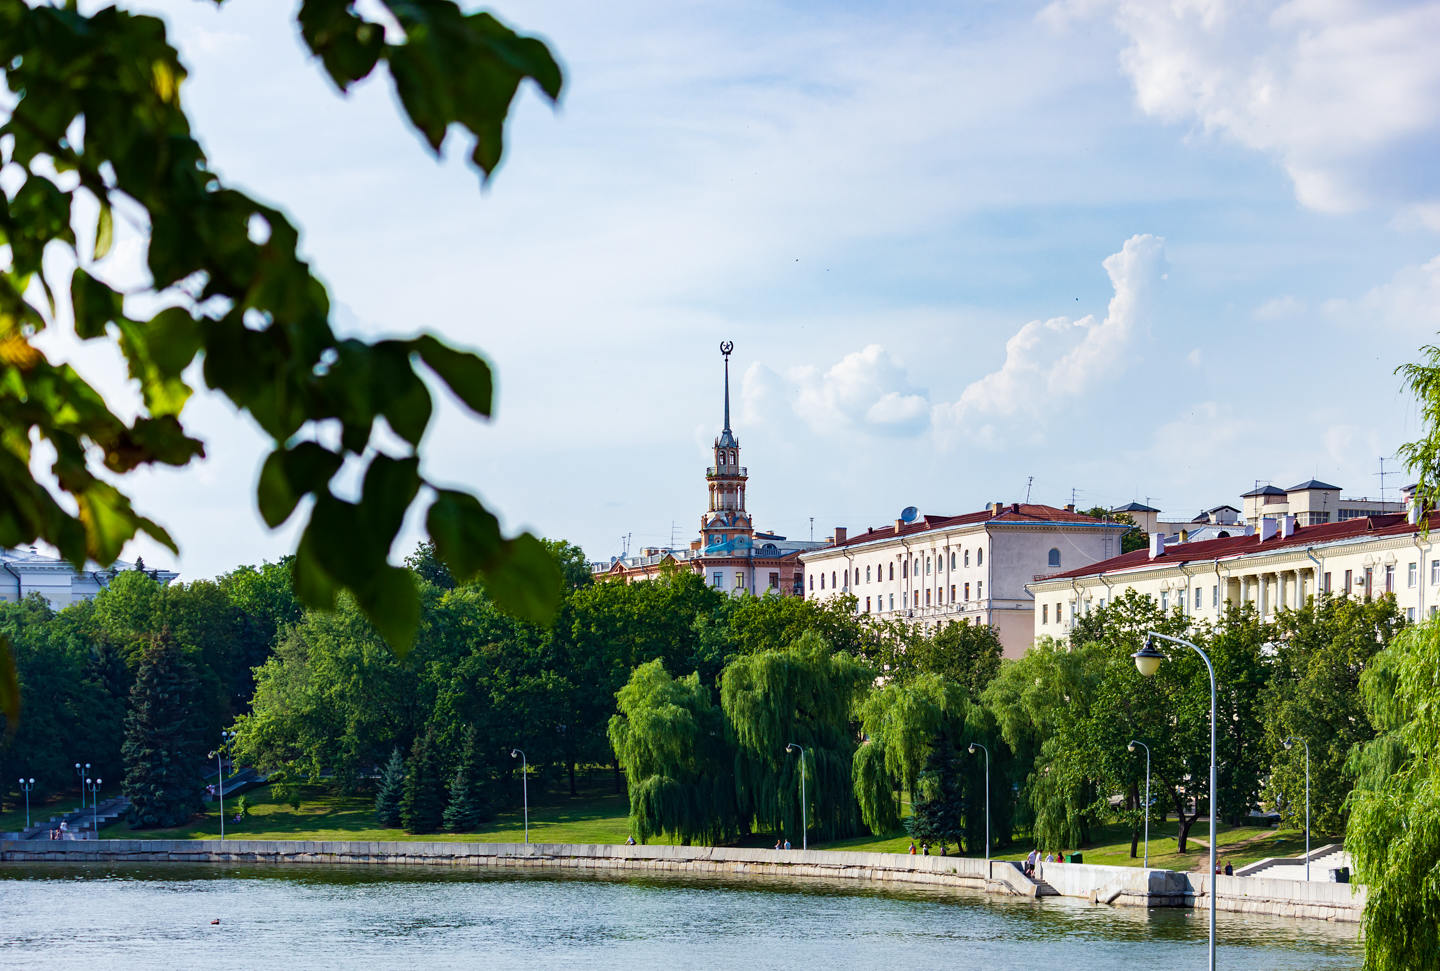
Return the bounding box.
[1071,487,1079,508]
[1024,476,1034,503]
[669,521,680,550]
[1375,456,1391,503]
[809,517,814,542]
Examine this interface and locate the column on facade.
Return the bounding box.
[1278,572,1289,615]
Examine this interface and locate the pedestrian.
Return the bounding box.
[908,842,917,855]
[626,836,636,846]
[921,842,930,856]
[1024,848,1038,876]
[784,839,791,850]
[774,839,783,850]
[1224,862,1233,876]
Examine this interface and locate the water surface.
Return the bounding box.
[0,863,1359,969]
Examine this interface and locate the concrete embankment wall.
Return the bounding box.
[0,840,1363,922]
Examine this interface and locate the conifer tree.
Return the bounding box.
[374,747,406,828]
[400,724,446,834]
[122,628,205,828]
[907,733,967,855]
[443,727,489,832]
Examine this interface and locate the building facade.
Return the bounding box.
[799,503,1130,658]
[593,343,823,594]
[1,546,178,609]
[1240,480,1403,526]
[1030,508,1440,642]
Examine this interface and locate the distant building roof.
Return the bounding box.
[1112,501,1160,513]
[1241,485,1286,497]
[1037,512,1428,584]
[807,503,1123,554]
[1287,479,1341,492]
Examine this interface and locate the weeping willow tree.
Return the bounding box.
[852,673,969,834]
[720,632,872,843]
[1345,619,1440,971]
[608,659,741,845]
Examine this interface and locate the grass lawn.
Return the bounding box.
[100,780,634,845]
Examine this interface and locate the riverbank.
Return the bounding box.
[1,838,1364,923]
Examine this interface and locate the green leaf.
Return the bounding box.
[477,531,564,623]
[292,529,339,611]
[257,442,344,528]
[69,268,122,340]
[94,198,114,261]
[413,335,493,417]
[425,488,503,581]
[298,0,386,91]
[352,563,422,655]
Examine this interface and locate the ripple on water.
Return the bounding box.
[0,863,1360,970]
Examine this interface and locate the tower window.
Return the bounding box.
[977,549,984,566]
[889,563,894,581]
[1048,548,1061,568]
[866,565,872,582]
[950,552,956,570]
[831,571,837,588]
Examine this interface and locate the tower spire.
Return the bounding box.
[721,340,733,433]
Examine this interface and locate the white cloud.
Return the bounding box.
[1321,254,1440,334]
[1253,295,1306,320]
[1045,0,1440,221]
[742,345,931,438]
[933,233,1166,442]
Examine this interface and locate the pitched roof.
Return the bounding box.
[818,504,1121,551]
[1287,479,1341,492]
[1113,501,1160,513]
[1241,484,1286,497]
[1038,512,1430,583]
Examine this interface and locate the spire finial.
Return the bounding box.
[720,341,734,432]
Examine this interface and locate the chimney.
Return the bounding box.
[1011,503,1021,514]
[990,502,1004,516]
[1065,503,1076,513]
[1258,518,1278,542]
[834,526,847,545]
[690,540,701,551]
[1178,528,1189,544]
[894,519,904,533]
[1149,533,1166,560]
[1280,514,1296,538]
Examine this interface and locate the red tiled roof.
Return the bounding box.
[822,503,1121,551]
[1039,512,1430,582]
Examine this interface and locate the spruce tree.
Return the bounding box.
[443,727,489,833]
[907,733,967,855]
[122,628,206,828]
[400,724,445,834]
[374,747,406,828]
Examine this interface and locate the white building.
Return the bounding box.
[799,503,1130,658]
[1029,508,1438,642]
[1239,480,1402,526]
[0,547,178,610]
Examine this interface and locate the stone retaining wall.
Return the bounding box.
[0,840,1364,922]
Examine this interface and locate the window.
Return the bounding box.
[820,574,825,590]
[926,557,932,575]
[977,581,984,599]
[964,583,970,600]
[950,552,956,570]
[712,573,723,587]
[1432,559,1440,585]
[1323,572,1331,594]
[1048,548,1061,568]
[1365,567,1374,598]
[902,560,908,579]
[1407,607,1416,622]
[977,549,984,566]
[1385,565,1394,594]
[866,565,872,582]
[889,563,895,581]
[950,584,956,602]
[915,558,921,576]
[1213,585,1219,608]
[1344,569,1352,592]
[865,596,871,612]
[964,550,970,567]
[831,571,837,589]
[1161,591,1169,611]
[855,568,860,585]
[1432,605,1438,618]
[768,572,779,589]
[1056,601,1062,620]
[808,574,814,591]
[888,594,894,610]
[735,572,744,588]
[1042,604,1049,624]
[903,592,908,608]
[1409,563,1418,588]
[926,589,932,606]
[1195,587,1202,609]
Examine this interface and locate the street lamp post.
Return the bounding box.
[510,749,528,843]
[967,742,990,863]
[1283,736,1311,881]
[86,778,102,837]
[74,762,90,810]
[18,778,34,830]
[785,743,807,850]
[1128,740,1151,868]
[209,731,235,841]
[1133,632,1217,971]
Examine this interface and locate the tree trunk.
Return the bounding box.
[1173,789,1198,853]
[1128,782,1140,859]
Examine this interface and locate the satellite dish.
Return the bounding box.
[900,506,919,523]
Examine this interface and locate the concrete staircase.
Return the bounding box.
[1234,843,1350,881]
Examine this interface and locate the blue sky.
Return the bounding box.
[49,0,1440,575]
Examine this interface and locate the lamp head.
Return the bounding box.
[1132,636,1164,677]
[968,743,977,754]
[510,749,521,759]
[1283,738,1293,751]
[28,777,34,784]
[1127,742,1136,753]
[786,743,797,754]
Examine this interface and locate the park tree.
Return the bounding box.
[907,733,968,855]
[443,726,490,833]
[608,659,741,845]
[1346,618,1440,971]
[400,723,446,834]
[122,628,205,827]
[0,0,569,724]
[720,633,872,842]
[1263,594,1403,835]
[852,673,969,835]
[374,747,405,828]
[896,620,1003,698]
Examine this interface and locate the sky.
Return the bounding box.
[31,0,1440,577]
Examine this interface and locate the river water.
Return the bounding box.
[0,863,1359,969]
